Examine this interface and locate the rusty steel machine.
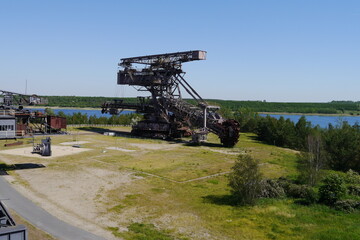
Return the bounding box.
[101,50,240,147]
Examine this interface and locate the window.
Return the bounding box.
[0,124,15,131]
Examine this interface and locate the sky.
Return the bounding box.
[0,0,359,102]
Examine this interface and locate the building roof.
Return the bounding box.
[0,115,15,119]
[0,201,16,228]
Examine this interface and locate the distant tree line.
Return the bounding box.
[210,100,360,114]
[42,96,360,115]
[52,110,143,126]
[42,96,139,108]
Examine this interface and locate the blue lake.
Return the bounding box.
[25,108,134,118]
[260,114,360,128]
[25,108,360,128]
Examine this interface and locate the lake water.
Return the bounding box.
[26,108,360,128]
[260,114,360,128]
[25,108,134,118]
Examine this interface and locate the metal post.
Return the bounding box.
[203,107,207,129]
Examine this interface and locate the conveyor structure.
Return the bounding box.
[101,50,240,147]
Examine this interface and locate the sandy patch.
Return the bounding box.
[203,148,245,155]
[5,167,137,239]
[60,141,90,145]
[0,145,92,158]
[106,147,136,152]
[129,143,180,150]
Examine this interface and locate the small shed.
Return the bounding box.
[0,115,16,139]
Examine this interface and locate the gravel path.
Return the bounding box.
[0,176,106,240]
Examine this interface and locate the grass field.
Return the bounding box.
[0,127,359,240]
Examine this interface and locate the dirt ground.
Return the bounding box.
[106,147,136,152]
[3,169,136,239]
[0,140,132,239]
[0,145,91,159]
[60,141,91,145]
[129,142,180,150]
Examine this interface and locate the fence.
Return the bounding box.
[67,124,131,128]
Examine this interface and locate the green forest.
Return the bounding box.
[224,108,360,216]
[42,96,360,115]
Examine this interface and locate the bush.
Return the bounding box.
[319,173,347,205]
[259,179,285,198]
[228,154,262,205]
[301,187,318,204]
[284,183,317,204]
[333,200,360,212]
[345,169,360,184]
[348,185,360,196]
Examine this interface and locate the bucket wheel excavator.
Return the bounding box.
[101,50,240,147]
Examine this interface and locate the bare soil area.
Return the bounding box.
[60,141,91,145]
[106,147,136,152]
[0,145,92,159]
[3,166,137,239]
[129,142,181,150]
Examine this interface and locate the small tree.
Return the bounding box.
[319,173,347,205]
[298,134,326,186]
[44,107,55,116]
[228,154,262,205]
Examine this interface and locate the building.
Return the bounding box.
[0,201,28,240]
[0,115,16,139]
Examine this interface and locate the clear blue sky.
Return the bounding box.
[1,0,359,102]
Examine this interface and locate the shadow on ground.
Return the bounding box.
[77,127,229,148]
[247,135,266,144]
[0,163,45,176]
[184,141,224,148]
[202,194,238,206]
[77,127,132,136]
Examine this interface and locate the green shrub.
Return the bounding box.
[301,187,318,204]
[345,169,360,184]
[319,173,347,205]
[228,154,262,205]
[285,184,307,198]
[347,185,360,196]
[259,179,285,198]
[283,183,317,204]
[333,199,360,212]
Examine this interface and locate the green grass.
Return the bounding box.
[101,130,359,239]
[110,223,177,240]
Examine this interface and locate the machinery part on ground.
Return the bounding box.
[101,50,240,147]
[4,141,23,147]
[32,137,52,156]
[218,119,241,147]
